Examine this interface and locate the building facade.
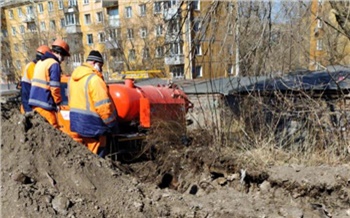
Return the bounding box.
[1,0,238,81]
[309,0,350,70]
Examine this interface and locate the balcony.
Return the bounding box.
[71,62,81,68]
[24,32,37,39]
[64,5,79,13]
[65,24,81,33]
[105,39,120,49]
[102,1,118,8]
[22,14,35,23]
[108,17,120,27]
[165,54,184,65]
[165,34,181,43]
[163,7,179,20]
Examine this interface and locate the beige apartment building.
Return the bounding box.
[105,0,238,79]
[309,0,350,70]
[1,0,239,82]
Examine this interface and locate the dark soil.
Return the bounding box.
[1,101,350,217]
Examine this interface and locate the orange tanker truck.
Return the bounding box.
[57,76,193,157]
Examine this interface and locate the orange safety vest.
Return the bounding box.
[68,63,117,137]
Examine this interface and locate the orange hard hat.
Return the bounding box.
[36,45,50,54]
[52,39,70,56]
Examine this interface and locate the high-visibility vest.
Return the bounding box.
[29,57,61,111]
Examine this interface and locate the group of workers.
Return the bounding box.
[20,39,118,157]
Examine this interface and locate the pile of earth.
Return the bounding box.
[1,101,350,217]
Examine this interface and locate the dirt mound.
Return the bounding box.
[1,102,350,217]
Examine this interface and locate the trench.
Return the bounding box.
[113,137,350,213]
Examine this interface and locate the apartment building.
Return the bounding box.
[309,0,350,70]
[309,0,327,70]
[182,1,237,79]
[1,6,14,83]
[1,0,238,81]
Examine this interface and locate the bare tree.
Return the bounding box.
[329,1,350,39]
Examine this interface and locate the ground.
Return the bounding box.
[1,101,350,218]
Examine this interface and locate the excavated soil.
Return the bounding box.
[1,101,350,218]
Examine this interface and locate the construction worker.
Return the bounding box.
[68,50,118,157]
[20,45,51,114]
[29,39,70,128]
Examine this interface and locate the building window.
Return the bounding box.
[164,0,179,9]
[227,64,233,74]
[317,19,323,28]
[315,62,321,70]
[227,44,234,56]
[72,54,82,64]
[154,2,162,14]
[195,66,202,77]
[96,12,103,22]
[228,23,233,35]
[139,4,146,16]
[58,0,63,9]
[227,2,233,13]
[2,29,8,37]
[98,32,105,42]
[40,22,46,31]
[156,24,163,36]
[60,18,65,27]
[16,60,21,69]
[22,44,27,52]
[170,42,183,55]
[85,14,91,24]
[17,8,23,17]
[9,10,13,19]
[14,43,19,52]
[84,0,89,5]
[28,23,37,32]
[127,28,134,39]
[156,46,163,57]
[87,34,94,44]
[48,2,54,12]
[194,44,202,55]
[140,27,147,38]
[50,20,56,30]
[316,39,323,51]
[66,14,78,25]
[108,29,116,40]
[11,27,16,36]
[318,0,322,6]
[38,3,44,13]
[192,0,200,10]
[168,19,180,35]
[142,48,150,59]
[129,49,136,61]
[69,0,77,7]
[193,20,201,32]
[27,6,34,15]
[20,25,25,34]
[125,6,132,18]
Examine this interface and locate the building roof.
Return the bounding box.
[119,66,350,96]
[231,67,350,95]
[133,76,269,95]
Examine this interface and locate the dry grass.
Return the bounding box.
[142,89,350,170]
[185,90,350,168]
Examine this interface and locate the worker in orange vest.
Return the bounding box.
[20,45,51,114]
[29,39,70,128]
[68,50,118,157]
